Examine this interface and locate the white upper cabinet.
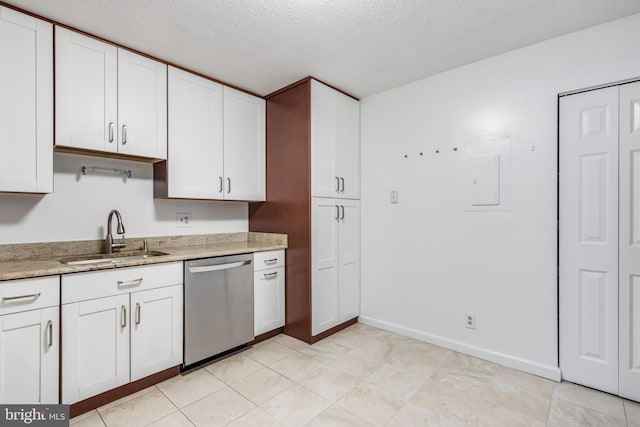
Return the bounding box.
[166,66,224,199]
[55,27,117,153]
[0,7,53,193]
[158,67,265,201]
[223,86,266,201]
[311,79,360,199]
[56,27,167,160]
[117,49,167,159]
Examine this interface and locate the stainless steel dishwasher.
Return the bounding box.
[184,253,254,369]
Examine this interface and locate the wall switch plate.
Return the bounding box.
[465,313,476,329]
[390,190,399,204]
[176,212,192,228]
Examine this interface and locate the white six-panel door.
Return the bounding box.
[560,86,620,394]
[619,81,640,402]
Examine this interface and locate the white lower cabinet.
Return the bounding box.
[62,262,183,404]
[62,294,129,402]
[130,285,182,381]
[254,250,285,336]
[0,276,59,404]
[312,198,360,336]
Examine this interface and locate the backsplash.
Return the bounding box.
[0,152,248,244]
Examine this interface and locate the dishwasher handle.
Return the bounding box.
[188,259,251,274]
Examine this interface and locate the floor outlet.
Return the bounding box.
[465,313,476,329]
[177,213,192,228]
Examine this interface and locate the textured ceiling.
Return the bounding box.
[5,0,640,97]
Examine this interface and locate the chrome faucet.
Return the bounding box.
[105,210,126,253]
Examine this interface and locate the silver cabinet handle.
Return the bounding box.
[188,259,251,273]
[218,176,223,193]
[46,320,53,348]
[122,125,127,145]
[335,177,340,192]
[2,292,41,302]
[135,303,141,325]
[121,305,127,328]
[340,177,345,193]
[227,177,231,194]
[117,278,143,287]
[109,122,114,143]
[264,272,278,278]
[264,258,278,264]
[340,205,345,220]
[335,205,340,220]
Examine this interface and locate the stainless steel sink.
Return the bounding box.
[59,251,169,266]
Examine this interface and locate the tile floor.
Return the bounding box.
[71,323,640,427]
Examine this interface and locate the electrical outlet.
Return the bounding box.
[465,313,476,329]
[390,190,399,204]
[176,212,192,228]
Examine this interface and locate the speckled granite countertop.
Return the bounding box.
[0,232,287,282]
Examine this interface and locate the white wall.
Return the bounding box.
[360,13,640,380]
[0,153,247,244]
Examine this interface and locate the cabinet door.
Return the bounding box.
[311,80,340,198]
[167,67,224,199]
[223,86,266,201]
[118,49,167,159]
[312,198,340,336]
[337,95,360,199]
[130,285,182,381]
[254,267,285,336]
[559,87,619,394]
[0,306,58,404]
[62,295,129,404]
[55,27,117,153]
[338,200,360,322]
[0,7,52,193]
[619,81,640,402]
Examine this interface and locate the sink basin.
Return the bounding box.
[59,251,169,266]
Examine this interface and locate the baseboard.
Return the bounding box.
[358,315,561,382]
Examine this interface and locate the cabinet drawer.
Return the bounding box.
[62,262,183,304]
[253,250,285,271]
[0,276,59,316]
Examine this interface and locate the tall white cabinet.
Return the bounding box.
[249,77,360,343]
[0,276,59,404]
[0,6,53,193]
[310,80,361,337]
[56,27,167,160]
[560,80,640,402]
